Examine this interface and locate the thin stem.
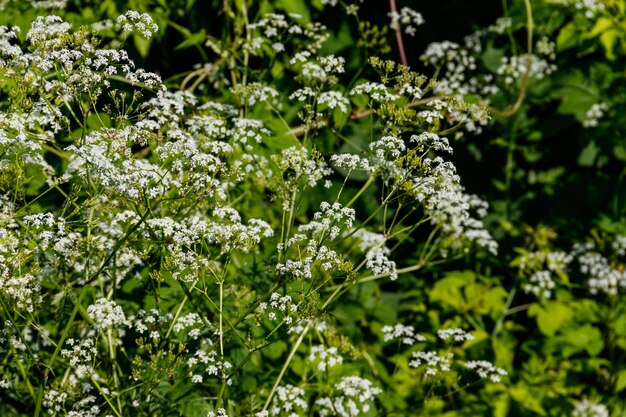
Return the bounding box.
[389,0,408,67]
[219,280,224,357]
[490,0,534,117]
[91,376,123,417]
[346,175,375,208]
[261,321,311,412]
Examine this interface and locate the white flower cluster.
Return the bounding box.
[463,18,513,53]
[370,135,406,160]
[524,270,556,299]
[573,0,606,18]
[350,82,399,103]
[292,54,345,87]
[408,156,498,255]
[316,376,382,417]
[330,153,371,172]
[60,338,97,385]
[128,308,174,339]
[277,202,357,278]
[536,36,556,60]
[409,351,452,376]
[187,347,232,383]
[300,202,355,240]
[515,250,572,299]
[232,82,279,106]
[207,408,229,417]
[270,384,308,416]
[365,247,398,280]
[388,7,425,37]
[308,345,343,372]
[247,13,328,57]
[410,132,453,154]
[276,234,345,279]
[30,0,67,9]
[130,213,272,280]
[259,292,298,324]
[464,360,508,383]
[518,250,573,273]
[87,298,128,331]
[381,323,426,345]
[351,228,399,280]
[0,111,56,184]
[173,312,206,340]
[43,389,69,415]
[421,41,483,97]
[582,102,608,128]
[0,269,41,313]
[272,146,332,194]
[613,235,626,256]
[574,242,626,295]
[232,118,270,148]
[497,54,556,85]
[437,328,475,343]
[573,399,609,417]
[318,91,350,114]
[116,10,159,39]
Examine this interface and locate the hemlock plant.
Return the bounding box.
[0,1,622,416]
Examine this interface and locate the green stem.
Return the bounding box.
[261,321,311,412]
[346,175,375,208]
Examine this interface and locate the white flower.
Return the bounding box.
[465,360,507,383]
[437,328,474,342]
[116,10,159,38]
[87,298,128,330]
[573,399,609,417]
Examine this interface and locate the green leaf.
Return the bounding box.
[556,87,597,115]
[493,332,517,369]
[556,22,578,51]
[578,141,599,167]
[561,324,604,356]
[274,0,310,22]
[510,385,546,416]
[493,393,510,417]
[613,314,626,336]
[482,47,505,73]
[133,34,152,58]
[528,301,573,336]
[175,29,207,51]
[600,29,621,60]
[263,340,286,360]
[589,17,615,38]
[616,369,626,393]
[428,270,475,309]
[86,112,112,130]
